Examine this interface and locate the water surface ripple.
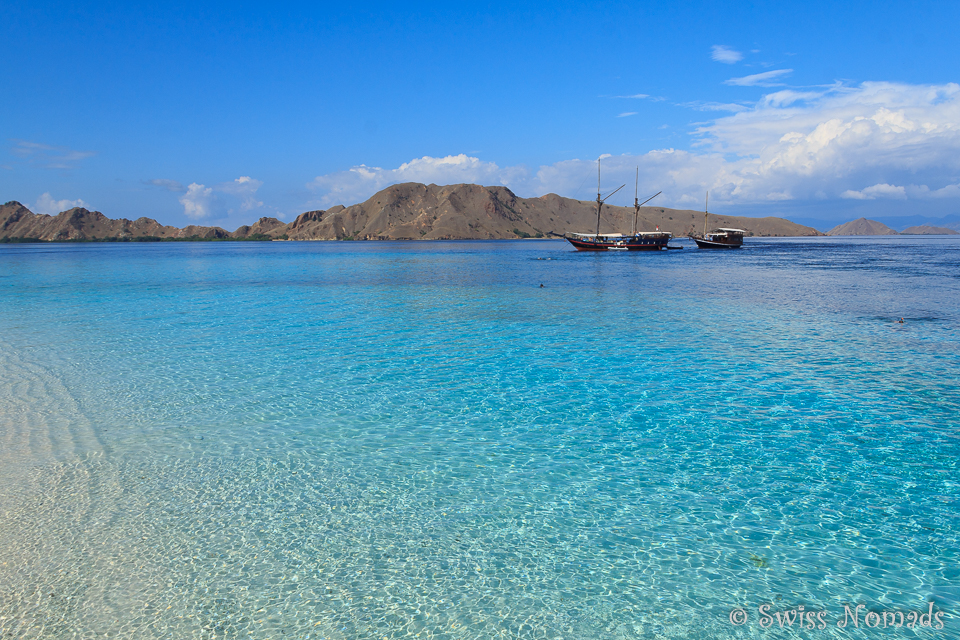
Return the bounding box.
[0,237,957,639]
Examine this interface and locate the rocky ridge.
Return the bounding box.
[0,201,233,241]
[2,183,823,242]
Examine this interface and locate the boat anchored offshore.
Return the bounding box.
[694,228,745,249]
[565,161,672,251]
[690,192,745,249]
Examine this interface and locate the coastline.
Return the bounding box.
[2,184,823,243]
[5,234,960,244]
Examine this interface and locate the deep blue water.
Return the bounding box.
[0,237,958,639]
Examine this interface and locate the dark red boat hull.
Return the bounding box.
[566,235,670,251]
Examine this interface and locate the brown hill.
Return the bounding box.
[232,217,287,238]
[2,185,822,242]
[826,218,899,236]
[0,201,233,241]
[900,225,959,235]
[284,183,821,240]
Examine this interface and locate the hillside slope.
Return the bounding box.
[3,184,822,242]
[284,183,821,240]
[826,218,898,236]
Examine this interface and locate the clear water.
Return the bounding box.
[0,237,957,639]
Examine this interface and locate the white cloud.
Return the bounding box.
[33,193,90,215]
[613,94,650,99]
[711,45,743,64]
[923,183,960,198]
[179,183,216,219]
[13,141,95,169]
[307,82,960,213]
[656,82,959,205]
[683,81,960,204]
[152,176,264,218]
[891,183,960,199]
[840,183,907,200]
[308,154,529,207]
[618,112,638,118]
[725,69,793,87]
[218,176,264,210]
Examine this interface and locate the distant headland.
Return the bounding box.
[2,182,824,242]
[827,217,959,236]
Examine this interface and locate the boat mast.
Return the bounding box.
[594,157,625,238]
[596,159,603,238]
[631,174,662,235]
[703,191,709,236]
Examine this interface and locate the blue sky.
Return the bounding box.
[3,0,960,229]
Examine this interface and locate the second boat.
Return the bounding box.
[689,192,745,249]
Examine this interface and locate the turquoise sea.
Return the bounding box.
[1,237,958,639]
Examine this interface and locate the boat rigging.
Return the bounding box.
[565,159,672,251]
[689,191,745,249]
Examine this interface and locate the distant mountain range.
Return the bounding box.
[2,182,823,242]
[793,213,960,233]
[901,225,960,235]
[870,213,960,232]
[827,217,959,236]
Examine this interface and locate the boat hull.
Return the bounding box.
[566,235,670,251]
[693,237,742,249]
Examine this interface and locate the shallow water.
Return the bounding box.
[0,237,958,639]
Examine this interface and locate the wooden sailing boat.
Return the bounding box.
[565,159,671,251]
[690,191,745,249]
